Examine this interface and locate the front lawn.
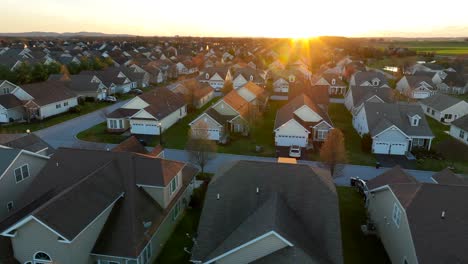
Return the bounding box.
[0,101,112,134]
[337,186,390,264]
[329,104,376,166]
[76,122,126,144]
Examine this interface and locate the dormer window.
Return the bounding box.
[250,75,254,81]
[289,76,295,82]
[372,79,380,86]
[412,118,418,126]
[331,79,336,85]
[205,73,209,80]
[408,114,421,126]
[169,175,179,195]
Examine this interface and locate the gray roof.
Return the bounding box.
[403,75,436,90]
[366,165,417,190]
[389,183,468,263]
[443,70,466,87]
[0,148,21,175]
[420,93,465,111]
[232,68,264,84]
[205,107,236,125]
[66,75,102,92]
[432,168,468,186]
[0,148,198,258]
[451,114,468,131]
[21,81,78,106]
[0,94,23,109]
[353,71,389,87]
[2,133,54,155]
[364,102,434,137]
[191,160,343,264]
[350,86,393,108]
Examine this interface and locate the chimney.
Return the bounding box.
[441,211,446,219]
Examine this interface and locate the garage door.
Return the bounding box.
[275,135,307,147]
[207,129,220,140]
[389,143,407,155]
[0,113,8,123]
[373,142,390,154]
[131,123,158,135]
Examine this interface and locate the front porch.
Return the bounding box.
[409,137,433,151]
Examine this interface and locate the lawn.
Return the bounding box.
[337,187,390,264]
[0,101,112,134]
[417,117,468,174]
[76,122,126,144]
[372,41,468,56]
[328,104,376,166]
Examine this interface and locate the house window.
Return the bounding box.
[205,73,209,79]
[431,109,435,115]
[331,79,336,85]
[14,164,30,183]
[118,119,123,129]
[3,87,10,94]
[7,201,13,212]
[412,118,419,126]
[33,251,52,263]
[444,114,452,120]
[316,130,328,140]
[55,104,61,109]
[460,130,465,139]
[250,75,254,81]
[172,200,181,221]
[426,107,430,113]
[170,175,179,195]
[392,203,402,227]
[64,102,69,107]
[110,119,122,129]
[412,138,425,147]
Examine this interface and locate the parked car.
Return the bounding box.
[350,177,368,197]
[130,89,143,95]
[105,96,117,102]
[289,145,301,158]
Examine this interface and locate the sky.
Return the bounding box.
[1,0,468,38]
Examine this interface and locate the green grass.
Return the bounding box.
[76,122,126,144]
[372,41,468,56]
[0,101,112,134]
[329,104,376,166]
[337,187,390,264]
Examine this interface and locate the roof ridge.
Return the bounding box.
[403,183,423,208]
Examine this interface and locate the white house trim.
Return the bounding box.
[274,119,310,134]
[212,100,239,116]
[373,125,410,140]
[203,231,294,264]
[136,184,165,189]
[189,112,222,127]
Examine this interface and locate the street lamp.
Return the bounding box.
[26,129,31,134]
[157,121,163,145]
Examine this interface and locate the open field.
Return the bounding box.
[372,41,468,56]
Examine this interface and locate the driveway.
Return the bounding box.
[34,100,128,149]
[275,146,308,160]
[375,154,417,170]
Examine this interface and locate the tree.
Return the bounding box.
[67,62,81,74]
[186,122,217,175]
[319,129,347,176]
[222,80,233,94]
[31,64,48,82]
[0,65,17,83]
[361,133,372,153]
[14,62,32,84]
[45,62,61,75]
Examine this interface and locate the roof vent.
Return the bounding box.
[56,162,59,167]
[216,193,220,200]
[256,187,260,194]
[441,211,446,219]
[143,221,152,229]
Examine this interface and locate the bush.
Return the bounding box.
[412,147,442,160]
[84,96,96,102]
[69,106,81,114]
[361,133,372,153]
[189,183,207,209]
[77,97,85,105]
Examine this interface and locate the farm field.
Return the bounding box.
[372,41,468,56]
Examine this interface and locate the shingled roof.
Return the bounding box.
[191,160,343,264]
[420,93,465,112]
[20,81,77,106]
[451,114,468,131]
[0,94,23,109]
[136,88,186,120]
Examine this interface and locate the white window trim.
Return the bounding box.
[7,201,14,212]
[392,203,401,228]
[14,164,30,183]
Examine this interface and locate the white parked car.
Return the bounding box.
[289,145,301,158]
[105,96,117,102]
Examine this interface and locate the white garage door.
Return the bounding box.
[389,143,407,155]
[275,135,307,147]
[373,142,390,154]
[207,129,220,140]
[0,113,8,123]
[131,123,158,135]
[413,92,430,99]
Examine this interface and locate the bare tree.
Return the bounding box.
[319,128,347,176]
[222,80,234,94]
[186,122,217,175]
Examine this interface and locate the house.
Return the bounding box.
[111,135,150,155]
[366,166,468,264]
[0,93,25,123]
[413,71,444,85]
[197,67,232,91]
[344,86,394,114]
[313,74,347,95]
[119,66,150,88]
[396,75,437,99]
[189,82,266,141]
[431,167,468,185]
[420,93,468,123]
[191,160,343,264]
[65,74,108,100]
[449,115,468,145]
[0,147,49,220]
[231,68,264,89]
[0,148,199,264]
[0,133,54,156]
[170,78,214,109]
[436,70,467,95]
[353,102,434,155]
[81,68,133,94]
[349,71,390,88]
[274,94,333,147]
[17,81,79,120]
[106,88,186,135]
[176,60,198,75]
[409,63,445,75]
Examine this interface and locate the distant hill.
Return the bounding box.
[0,31,135,37]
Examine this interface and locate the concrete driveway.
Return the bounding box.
[375,154,417,170]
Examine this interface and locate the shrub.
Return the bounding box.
[412,147,442,160]
[84,96,96,102]
[77,97,85,105]
[361,133,372,153]
[69,106,81,114]
[189,183,207,209]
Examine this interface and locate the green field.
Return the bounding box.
[373,41,468,56]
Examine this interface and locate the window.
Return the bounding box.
[14,164,29,183]
[316,130,328,140]
[205,73,209,79]
[33,251,52,263]
[460,130,465,139]
[426,107,430,113]
[7,201,13,212]
[444,114,452,119]
[412,138,425,147]
[118,119,123,129]
[55,104,61,109]
[110,119,121,129]
[412,118,418,126]
[3,87,10,94]
[170,175,179,195]
[172,200,181,221]
[392,203,402,227]
[431,109,435,115]
[331,79,336,85]
[64,101,69,107]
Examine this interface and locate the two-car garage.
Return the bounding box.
[373,141,408,155]
[275,134,308,147]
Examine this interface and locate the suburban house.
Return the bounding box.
[0,133,54,156]
[191,160,343,264]
[409,63,446,75]
[449,115,468,145]
[420,93,468,123]
[0,80,21,95]
[231,68,264,89]
[197,67,232,91]
[65,74,108,100]
[274,94,333,148]
[344,86,394,114]
[176,60,198,75]
[366,166,468,264]
[0,148,199,264]
[189,82,266,141]
[119,66,150,88]
[0,92,25,123]
[0,147,49,220]
[313,74,347,95]
[413,71,444,85]
[16,81,79,120]
[349,71,390,88]
[107,88,187,135]
[170,78,214,109]
[436,70,468,95]
[396,75,437,99]
[353,102,434,155]
[81,68,133,94]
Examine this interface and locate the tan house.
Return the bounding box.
[0,147,199,264]
[366,166,468,264]
[171,78,215,109]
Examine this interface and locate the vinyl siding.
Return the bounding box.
[344,89,354,111]
[213,101,237,116]
[0,153,48,220]
[39,97,79,119]
[375,127,408,142]
[11,203,114,264]
[449,125,468,145]
[6,106,26,121]
[122,97,149,110]
[367,190,418,264]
